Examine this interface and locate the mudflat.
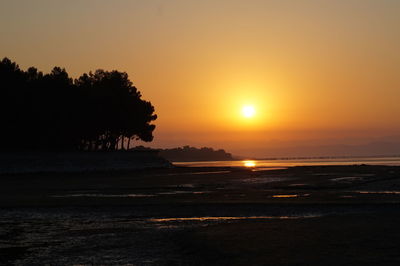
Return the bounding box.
[1,165,400,265]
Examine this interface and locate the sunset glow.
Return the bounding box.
[1,0,399,158]
[2,2,400,264]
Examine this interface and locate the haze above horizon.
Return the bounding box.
[1,0,399,157]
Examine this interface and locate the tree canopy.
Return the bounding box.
[0,57,157,151]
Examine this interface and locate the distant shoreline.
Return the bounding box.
[236,154,400,161]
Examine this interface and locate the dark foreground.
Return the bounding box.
[1,165,400,265]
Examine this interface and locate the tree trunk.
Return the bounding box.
[120,136,124,150]
[127,137,131,150]
[87,141,92,151]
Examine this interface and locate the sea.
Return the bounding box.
[173,156,400,168]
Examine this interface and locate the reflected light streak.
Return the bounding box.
[147,216,319,222]
[272,194,298,198]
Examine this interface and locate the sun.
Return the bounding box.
[242,105,256,118]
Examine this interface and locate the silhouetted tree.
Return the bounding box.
[0,58,157,151]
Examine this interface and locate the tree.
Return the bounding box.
[75,69,157,151]
[0,58,157,151]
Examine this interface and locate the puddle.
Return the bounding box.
[272,194,299,198]
[354,191,400,195]
[68,190,99,193]
[270,194,310,198]
[52,194,156,198]
[148,214,322,223]
[158,191,210,195]
[242,177,289,184]
[55,191,213,197]
[330,176,364,182]
[251,167,288,172]
[158,191,194,195]
[288,183,307,187]
[192,191,211,194]
[168,184,195,188]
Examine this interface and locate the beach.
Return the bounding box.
[1,165,400,265]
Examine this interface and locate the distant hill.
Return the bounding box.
[133,146,233,162]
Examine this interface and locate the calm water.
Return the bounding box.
[174,156,400,168]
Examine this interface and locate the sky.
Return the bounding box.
[1,0,400,157]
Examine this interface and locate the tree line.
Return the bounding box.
[0,58,157,151]
[157,146,233,161]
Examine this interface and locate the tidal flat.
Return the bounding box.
[1,165,400,265]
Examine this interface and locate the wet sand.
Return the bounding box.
[1,165,400,265]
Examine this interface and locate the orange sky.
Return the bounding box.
[1,0,400,157]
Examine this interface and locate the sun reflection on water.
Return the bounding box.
[243,160,256,167]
